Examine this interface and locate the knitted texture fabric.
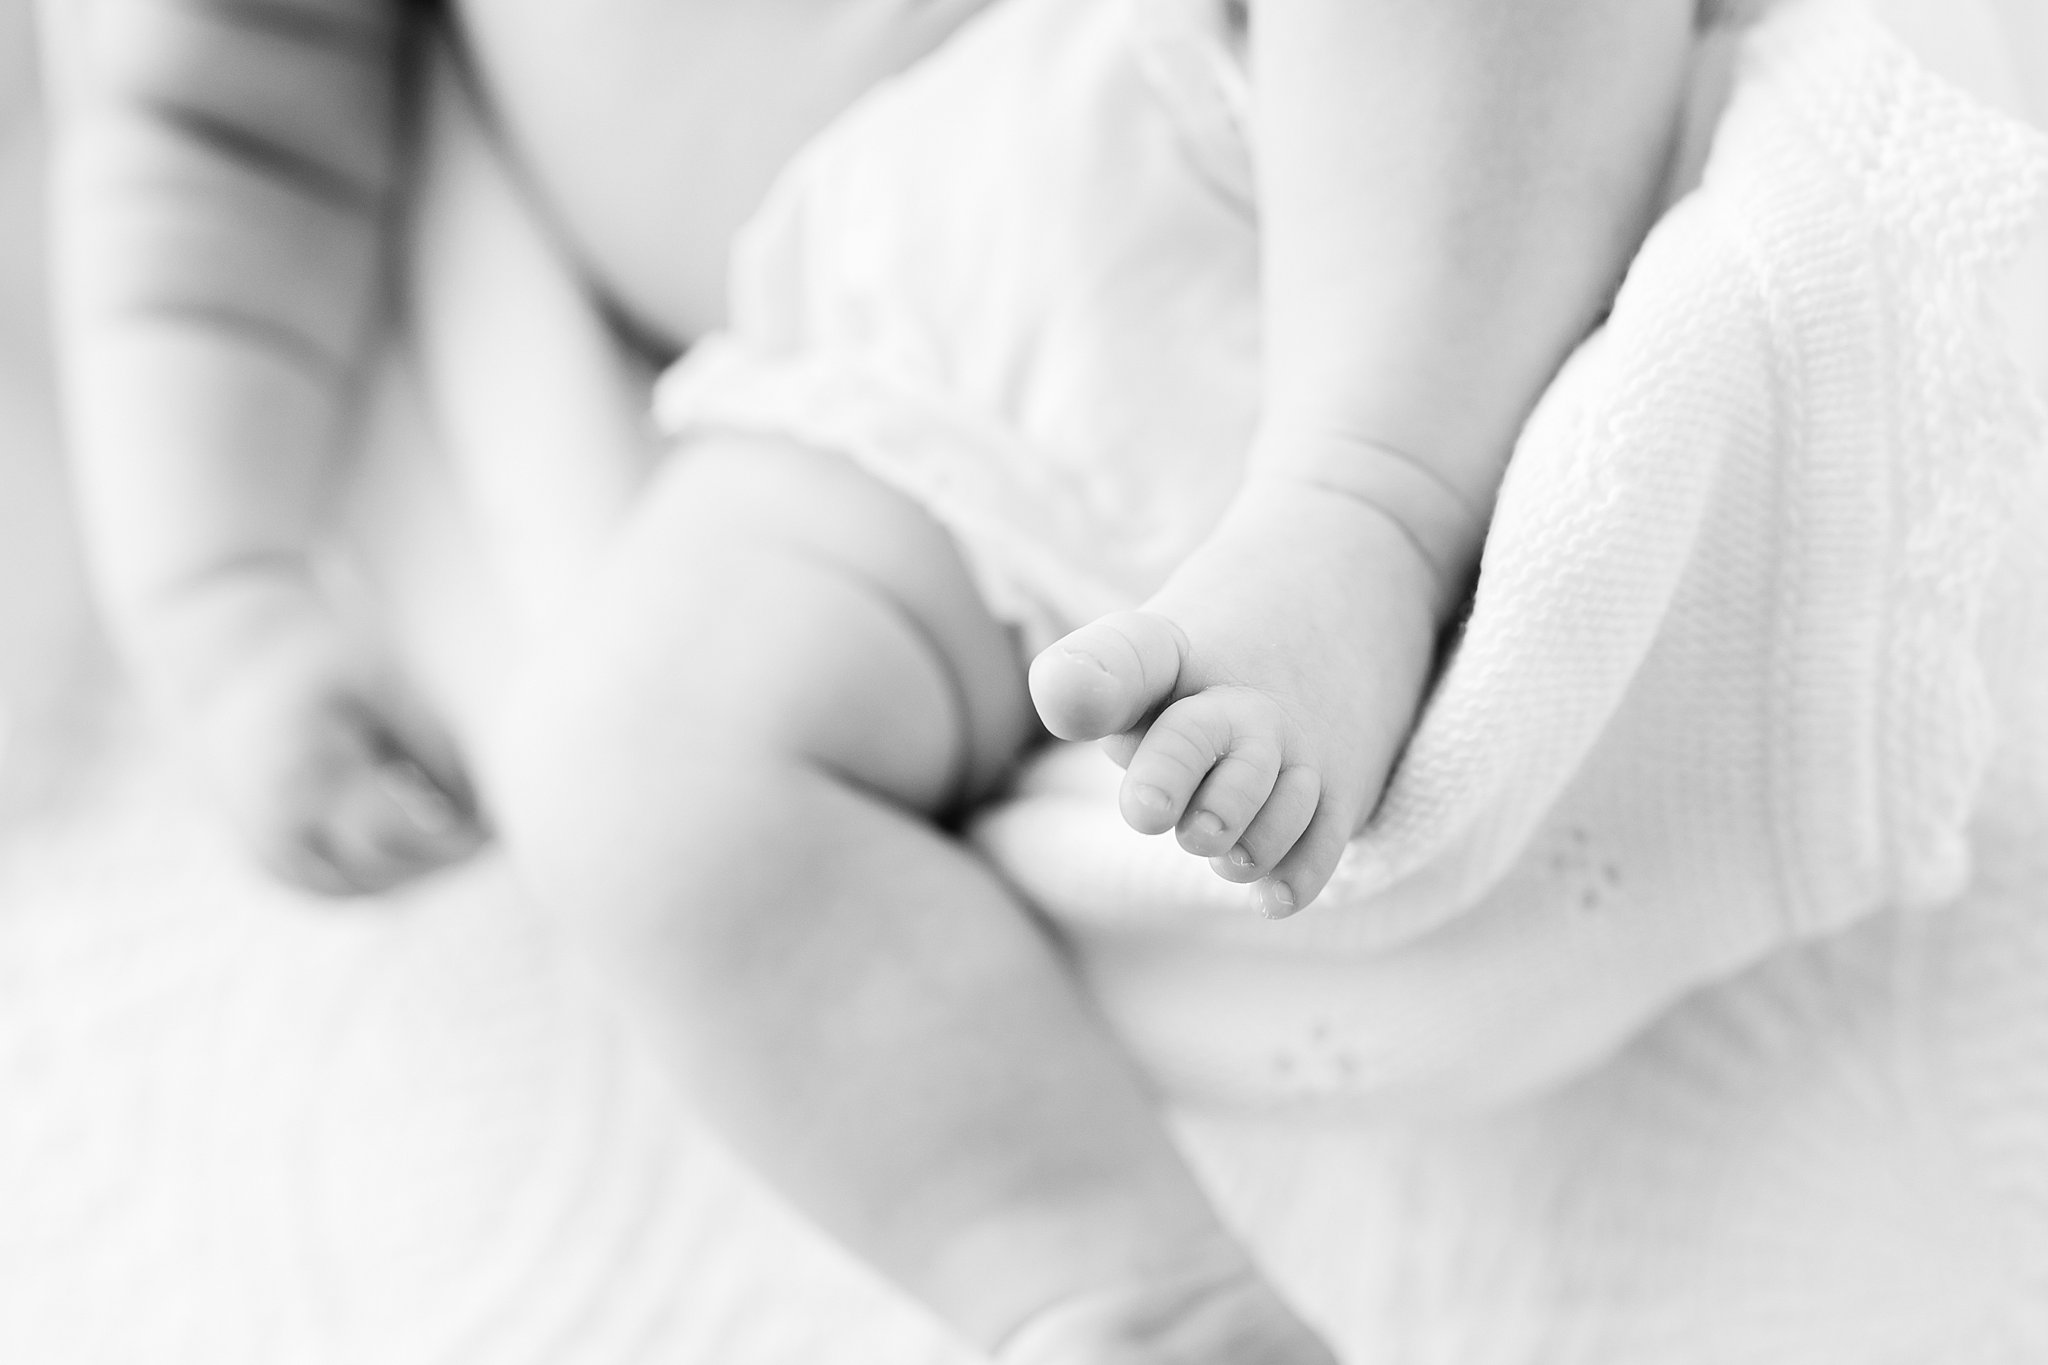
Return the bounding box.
[660,0,2048,1106]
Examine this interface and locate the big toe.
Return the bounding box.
[1029,611,1188,741]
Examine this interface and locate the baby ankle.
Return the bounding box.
[1236,447,1483,624]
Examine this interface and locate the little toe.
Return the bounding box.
[1209,764,1320,885]
[1120,690,1276,838]
[1029,611,1189,742]
[1258,797,1362,919]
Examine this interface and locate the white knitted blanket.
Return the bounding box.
[968,0,2048,1109]
[6,0,2048,1360]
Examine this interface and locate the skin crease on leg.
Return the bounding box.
[480,435,1334,1362]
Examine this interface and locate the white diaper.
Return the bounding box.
[654,0,1259,653]
[657,0,2048,1110]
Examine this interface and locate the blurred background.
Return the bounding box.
[0,15,939,1362]
[0,0,104,832]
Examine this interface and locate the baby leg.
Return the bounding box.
[486,436,1333,1363]
[1033,0,1700,916]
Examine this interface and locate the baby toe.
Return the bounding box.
[1029,610,1189,742]
[1257,797,1361,919]
[1120,694,1232,835]
[1176,729,1284,858]
[1210,764,1319,886]
[1176,767,1267,857]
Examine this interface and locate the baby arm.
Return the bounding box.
[48,0,483,891]
[1032,0,1696,913]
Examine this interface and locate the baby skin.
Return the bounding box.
[1034,0,1698,917]
[48,0,1696,1361]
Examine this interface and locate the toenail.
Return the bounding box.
[1131,783,1173,814]
[1059,645,1112,674]
[1256,880,1297,919]
[1188,811,1224,840]
[1227,844,1257,870]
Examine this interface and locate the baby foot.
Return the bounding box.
[132,561,486,895]
[996,1253,1337,1365]
[1030,470,1466,916]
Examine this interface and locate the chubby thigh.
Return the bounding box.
[484,432,1041,835]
